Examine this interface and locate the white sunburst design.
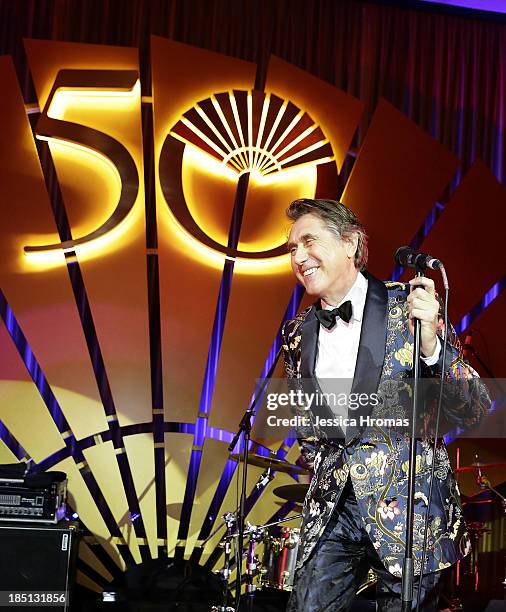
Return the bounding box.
[170,90,334,177]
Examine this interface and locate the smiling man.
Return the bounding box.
[287,203,363,305]
[281,199,490,611]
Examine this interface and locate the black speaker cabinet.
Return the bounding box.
[0,522,79,610]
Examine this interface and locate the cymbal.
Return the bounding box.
[273,484,309,503]
[229,453,308,475]
[455,461,506,473]
[461,495,494,505]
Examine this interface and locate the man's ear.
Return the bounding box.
[345,233,359,259]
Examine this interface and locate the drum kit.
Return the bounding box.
[451,457,506,604]
[208,453,307,611]
[209,453,506,611]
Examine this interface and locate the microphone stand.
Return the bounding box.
[228,407,255,612]
[401,267,424,611]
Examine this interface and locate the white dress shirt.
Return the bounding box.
[315,273,368,431]
[315,272,368,383]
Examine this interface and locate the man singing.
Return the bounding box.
[281,199,489,611]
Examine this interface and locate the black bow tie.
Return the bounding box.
[315,300,353,329]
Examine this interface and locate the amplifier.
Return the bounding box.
[0,522,78,611]
[0,478,66,523]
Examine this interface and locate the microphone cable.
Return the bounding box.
[416,265,449,612]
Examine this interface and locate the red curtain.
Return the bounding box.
[1,0,504,184]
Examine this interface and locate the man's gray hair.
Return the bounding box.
[286,198,368,270]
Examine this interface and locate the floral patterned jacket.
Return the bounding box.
[281,273,490,576]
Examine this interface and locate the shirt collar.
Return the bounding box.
[320,272,368,322]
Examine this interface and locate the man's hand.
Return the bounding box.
[407,277,440,358]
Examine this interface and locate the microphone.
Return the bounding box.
[394,246,442,270]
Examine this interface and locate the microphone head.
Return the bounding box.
[394,246,442,270]
[394,246,414,267]
[422,254,443,270]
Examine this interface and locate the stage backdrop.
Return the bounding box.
[0,0,504,594]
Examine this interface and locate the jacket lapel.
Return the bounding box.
[299,303,345,440]
[299,306,319,380]
[346,273,388,441]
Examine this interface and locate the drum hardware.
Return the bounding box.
[254,512,303,530]
[220,513,303,541]
[253,467,274,491]
[203,465,282,550]
[212,512,237,612]
[464,461,505,595]
[475,476,506,511]
[229,453,308,475]
[244,523,264,597]
[221,512,237,581]
[463,522,491,592]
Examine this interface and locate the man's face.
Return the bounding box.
[287,213,358,304]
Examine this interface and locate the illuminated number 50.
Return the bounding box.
[24,69,139,255]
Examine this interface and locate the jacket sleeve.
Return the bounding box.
[280,321,319,470]
[422,319,490,430]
